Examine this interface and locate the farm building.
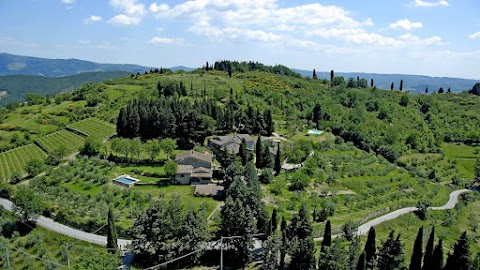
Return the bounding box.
[112,175,140,188]
[175,150,213,184]
[208,134,255,156]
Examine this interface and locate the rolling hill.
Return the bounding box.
[294,69,478,93]
[0,53,149,77]
[0,71,131,105]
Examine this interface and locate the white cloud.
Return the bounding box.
[469,32,480,39]
[149,3,169,13]
[390,19,423,30]
[108,0,146,26]
[412,0,448,7]
[84,15,103,24]
[61,0,76,4]
[109,14,142,26]
[152,0,443,50]
[149,36,183,44]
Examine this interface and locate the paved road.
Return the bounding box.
[355,189,471,235]
[1,189,472,248]
[314,189,472,241]
[0,198,132,249]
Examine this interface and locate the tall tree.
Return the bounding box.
[288,205,316,270]
[365,227,376,268]
[357,252,367,270]
[423,227,435,270]
[313,69,317,79]
[409,226,423,270]
[106,208,118,254]
[279,217,287,270]
[391,82,394,91]
[116,108,127,137]
[432,239,443,270]
[256,136,263,168]
[322,220,332,250]
[239,138,248,166]
[377,231,404,270]
[274,144,282,176]
[400,80,404,91]
[264,109,274,136]
[330,70,335,82]
[313,103,321,128]
[445,232,471,270]
[263,230,281,270]
[370,79,374,88]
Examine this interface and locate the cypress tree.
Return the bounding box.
[279,217,287,270]
[432,239,443,270]
[274,145,282,176]
[357,251,366,270]
[400,79,404,91]
[409,226,423,270]
[377,231,404,270]
[271,208,278,232]
[423,227,435,270]
[445,232,471,270]
[330,70,334,82]
[116,108,127,137]
[239,138,248,166]
[313,69,317,79]
[365,227,376,267]
[370,79,374,88]
[265,109,274,136]
[322,220,332,250]
[256,136,263,168]
[106,208,118,254]
[391,82,394,91]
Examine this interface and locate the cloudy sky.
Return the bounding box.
[1,0,479,79]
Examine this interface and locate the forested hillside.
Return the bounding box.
[0,71,130,105]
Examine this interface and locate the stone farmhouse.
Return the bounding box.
[208,134,255,157]
[175,150,213,185]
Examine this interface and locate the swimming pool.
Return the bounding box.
[307,130,324,135]
[115,177,137,185]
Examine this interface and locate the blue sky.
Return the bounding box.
[1,0,479,79]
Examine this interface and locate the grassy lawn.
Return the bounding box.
[442,143,479,178]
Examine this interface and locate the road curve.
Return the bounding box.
[355,189,471,235]
[0,198,132,249]
[1,189,472,248]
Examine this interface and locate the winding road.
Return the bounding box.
[0,189,473,248]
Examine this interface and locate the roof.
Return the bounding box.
[191,167,213,178]
[176,164,193,174]
[175,150,212,164]
[194,184,224,196]
[210,134,255,147]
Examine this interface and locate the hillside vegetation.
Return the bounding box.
[0,61,479,269]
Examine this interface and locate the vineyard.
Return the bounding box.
[67,117,116,141]
[35,130,85,154]
[0,144,47,180]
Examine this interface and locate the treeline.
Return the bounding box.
[116,94,274,147]
[209,60,302,78]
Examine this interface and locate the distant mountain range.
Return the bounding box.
[0,71,132,105]
[293,69,478,93]
[0,53,152,77]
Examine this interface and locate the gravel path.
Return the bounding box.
[0,198,132,249]
[1,189,471,248]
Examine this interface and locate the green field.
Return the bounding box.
[442,143,480,178]
[35,130,85,154]
[0,144,47,181]
[67,117,116,141]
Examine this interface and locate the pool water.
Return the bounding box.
[115,177,137,185]
[307,130,324,135]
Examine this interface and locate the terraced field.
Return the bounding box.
[35,130,85,154]
[67,117,116,141]
[0,144,47,180]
